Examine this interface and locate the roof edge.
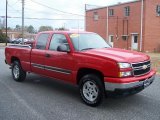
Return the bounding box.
[86,0,140,12]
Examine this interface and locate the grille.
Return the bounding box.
[132,61,151,76]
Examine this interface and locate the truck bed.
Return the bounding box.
[5,44,32,72]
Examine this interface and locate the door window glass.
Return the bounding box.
[134,36,138,43]
[36,33,49,49]
[49,34,69,51]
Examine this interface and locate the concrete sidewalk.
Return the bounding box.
[0,43,7,47]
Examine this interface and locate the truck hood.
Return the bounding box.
[83,48,149,63]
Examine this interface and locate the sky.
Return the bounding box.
[0,0,134,30]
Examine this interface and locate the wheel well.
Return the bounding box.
[77,68,104,85]
[11,57,20,63]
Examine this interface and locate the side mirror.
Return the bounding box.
[57,44,70,52]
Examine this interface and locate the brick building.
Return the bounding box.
[86,0,160,52]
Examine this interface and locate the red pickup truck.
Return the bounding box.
[5,31,156,106]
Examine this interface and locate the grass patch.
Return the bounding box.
[147,53,160,75]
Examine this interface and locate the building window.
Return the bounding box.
[156,5,160,16]
[124,6,130,16]
[93,12,99,21]
[109,9,114,16]
[110,36,114,42]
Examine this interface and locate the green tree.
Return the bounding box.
[15,25,21,31]
[57,27,65,31]
[27,25,35,33]
[0,30,7,43]
[38,26,53,32]
[7,27,12,30]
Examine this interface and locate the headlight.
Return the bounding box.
[118,62,131,68]
[119,71,132,77]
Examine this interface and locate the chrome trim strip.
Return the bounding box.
[9,44,31,48]
[45,67,70,75]
[131,60,151,76]
[31,63,44,69]
[105,75,155,91]
[131,60,150,64]
[45,65,71,75]
[31,63,71,74]
[133,64,150,70]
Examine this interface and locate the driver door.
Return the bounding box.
[44,33,75,82]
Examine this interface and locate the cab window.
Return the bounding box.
[36,33,49,49]
[49,34,69,51]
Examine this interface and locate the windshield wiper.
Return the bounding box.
[81,48,94,51]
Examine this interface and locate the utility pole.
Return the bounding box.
[5,0,8,46]
[22,0,24,44]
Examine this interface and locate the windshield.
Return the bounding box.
[69,33,111,51]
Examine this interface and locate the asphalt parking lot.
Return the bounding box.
[0,47,160,120]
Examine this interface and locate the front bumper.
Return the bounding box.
[104,70,156,92]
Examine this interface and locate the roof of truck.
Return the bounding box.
[39,31,94,34]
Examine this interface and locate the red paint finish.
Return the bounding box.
[5,31,156,85]
[104,70,156,83]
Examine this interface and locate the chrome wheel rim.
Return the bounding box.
[82,81,99,102]
[13,65,20,79]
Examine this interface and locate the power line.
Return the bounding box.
[5,1,133,22]
[0,14,128,21]
[0,16,84,21]
[7,2,83,17]
[7,0,125,20]
[28,0,129,20]
[8,4,21,12]
[10,0,20,6]
[24,7,73,16]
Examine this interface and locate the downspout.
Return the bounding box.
[84,4,87,31]
[140,0,144,51]
[106,7,109,41]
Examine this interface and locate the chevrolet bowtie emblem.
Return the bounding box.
[142,65,147,70]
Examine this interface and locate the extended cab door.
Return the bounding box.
[44,33,75,82]
[31,33,50,74]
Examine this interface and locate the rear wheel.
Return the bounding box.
[12,61,26,82]
[79,74,105,107]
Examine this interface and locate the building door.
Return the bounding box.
[131,35,138,50]
[109,35,114,47]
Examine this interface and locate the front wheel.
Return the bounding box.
[79,74,105,107]
[12,61,26,82]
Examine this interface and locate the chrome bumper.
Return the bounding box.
[105,75,155,91]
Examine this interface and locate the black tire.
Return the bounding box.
[12,61,26,82]
[79,74,105,107]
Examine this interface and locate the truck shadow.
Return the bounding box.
[23,73,155,110]
[24,73,80,101]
